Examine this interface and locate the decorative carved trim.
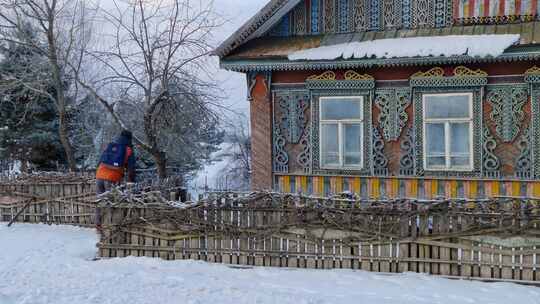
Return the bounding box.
[412,0,434,28]
[411,67,444,78]
[486,86,528,143]
[374,88,411,141]
[306,78,375,90]
[338,0,350,33]
[526,66,540,75]
[531,83,540,179]
[307,70,374,81]
[276,91,310,144]
[482,127,500,178]
[373,126,388,176]
[516,126,532,179]
[525,66,540,84]
[399,127,415,176]
[453,66,488,77]
[307,71,336,81]
[246,72,257,101]
[246,72,272,101]
[410,66,488,87]
[273,123,288,173]
[411,66,487,78]
[344,70,374,81]
[297,125,312,174]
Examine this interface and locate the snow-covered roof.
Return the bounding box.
[288,34,521,61]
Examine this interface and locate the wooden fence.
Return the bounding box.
[0,181,97,226]
[97,193,540,283]
[0,182,95,198]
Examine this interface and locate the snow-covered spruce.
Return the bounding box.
[288,34,520,61]
[1,223,540,304]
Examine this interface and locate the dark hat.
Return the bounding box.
[119,130,133,146]
[120,130,132,139]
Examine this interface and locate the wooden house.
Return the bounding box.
[216,0,540,200]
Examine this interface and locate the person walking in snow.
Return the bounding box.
[95,130,137,194]
[95,130,136,231]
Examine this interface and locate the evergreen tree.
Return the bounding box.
[0,24,65,171]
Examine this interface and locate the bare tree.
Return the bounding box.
[0,0,96,171]
[228,118,251,188]
[76,0,223,179]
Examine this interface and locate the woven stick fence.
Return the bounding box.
[0,176,97,226]
[98,192,540,283]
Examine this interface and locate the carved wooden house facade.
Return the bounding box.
[216,0,540,199]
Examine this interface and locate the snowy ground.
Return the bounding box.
[1,224,540,304]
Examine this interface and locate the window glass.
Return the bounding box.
[450,123,470,154]
[320,96,363,168]
[321,124,339,166]
[343,124,362,166]
[425,94,470,119]
[321,97,362,120]
[426,123,446,168]
[425,123,445,155]
[450,123,470,167]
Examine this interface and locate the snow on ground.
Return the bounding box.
[1,224,540,304]
[288,34,520,61]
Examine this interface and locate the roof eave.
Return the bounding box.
[214,0,302,58]
[219,49,540,73]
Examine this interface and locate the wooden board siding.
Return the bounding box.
[275,175,540,199]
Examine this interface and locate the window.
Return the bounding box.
[423,93,473,171]
[320,96,363,168]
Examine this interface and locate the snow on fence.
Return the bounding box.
[97,192,540,283]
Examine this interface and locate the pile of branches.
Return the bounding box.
[96,179,188,208]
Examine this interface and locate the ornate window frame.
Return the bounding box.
[307,71,375,176]
[411,67,486,177]
[525,66,540,179]
[422,92,475,172]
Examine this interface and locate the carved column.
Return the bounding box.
[248,72,273,190]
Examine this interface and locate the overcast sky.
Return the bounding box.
[210,0,268,119]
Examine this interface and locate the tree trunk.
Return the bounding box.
[143,106,167,179]
[46,10,77,172]
[20,159,28,173]
[153,151,167,179]
[58,110,77,171]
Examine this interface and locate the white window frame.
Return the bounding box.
[319,96,364,169]
[422,92,474,171]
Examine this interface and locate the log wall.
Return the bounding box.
[97,193,540,283]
